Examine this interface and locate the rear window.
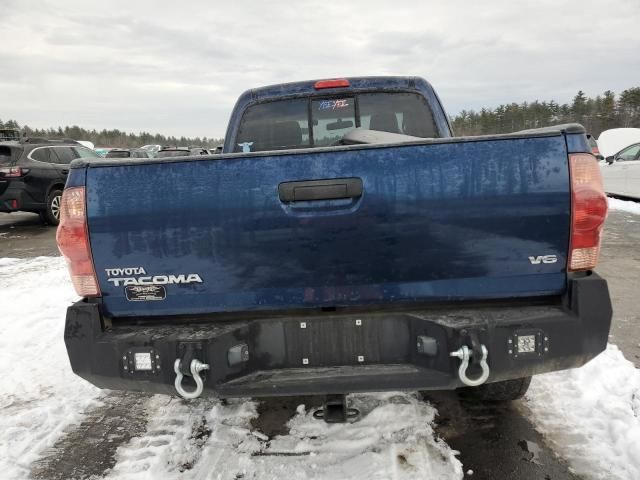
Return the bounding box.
[311,97,356,147]
[235,91,438,153]
[0,145,18,165]
[359,93,436,137]
[235,98,310,152]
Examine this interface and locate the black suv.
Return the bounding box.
[0,138,101,225]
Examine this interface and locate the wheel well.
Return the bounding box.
[48,184,65,198]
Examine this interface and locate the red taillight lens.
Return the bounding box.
[56,187,100,297]
[0,166,28,177]
[314,78,350,89]
[568,153,608,271]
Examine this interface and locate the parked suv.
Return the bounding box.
[0,138,101,225]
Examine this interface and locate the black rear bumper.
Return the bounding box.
[64,273,612,398]
[0,182,44,212]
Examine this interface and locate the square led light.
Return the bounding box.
[134,352,152,371]
[517,335,536,353]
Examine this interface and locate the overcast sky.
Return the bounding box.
[1,0,638,138]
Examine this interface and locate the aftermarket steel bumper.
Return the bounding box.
[64,273,612,398]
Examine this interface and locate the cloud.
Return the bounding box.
[0,0,638,138]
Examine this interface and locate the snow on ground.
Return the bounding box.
[0,257,463,480]
[527,345,640,480]
[104,393,463,480]
[3,256,640,480]
[0,257,102,480]
[608,197,640,215]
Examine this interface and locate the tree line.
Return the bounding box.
[3,86,640,144]
[0,119,223,148]
[451,86,640,137]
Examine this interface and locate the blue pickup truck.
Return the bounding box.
[58,77,611,415]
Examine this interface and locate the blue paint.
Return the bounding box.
[85,133,570,317]
[65,167,86,188]
[565,133,591,154]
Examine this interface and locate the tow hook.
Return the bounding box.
[173,358,210,400]
[450,344,490,387]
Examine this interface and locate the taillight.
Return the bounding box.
[56,187,100,296]
[314,78,350,89]
[0,166,29,177]
[568,153,608,271]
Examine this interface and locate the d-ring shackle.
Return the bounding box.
[174,358,210,399]
[450,344,490,387]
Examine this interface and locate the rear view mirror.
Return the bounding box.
[326,119,354,131]
[605,156,615,164]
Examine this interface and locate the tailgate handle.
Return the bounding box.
[278,178,363,202]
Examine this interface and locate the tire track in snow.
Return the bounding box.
[30,392,150,480]
[103,392,463,480]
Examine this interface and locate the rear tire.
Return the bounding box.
[42,189,63,226]
[458,376,532,402]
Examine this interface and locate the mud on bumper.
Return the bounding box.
[64,273,612,398]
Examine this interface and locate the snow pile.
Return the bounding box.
[608,197,640,215]
[105,393,463,480]
[0,257,102,480]
[527,345,640,480]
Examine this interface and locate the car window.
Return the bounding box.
[50,147,77,164]
[235,92,439,153]
[235,98,310,152]
[73,146,101,159]
[618,144,640,161]
[311,97,356,147]
[0,145,20,165]
[30,147,52,163]
[359,92,437,137]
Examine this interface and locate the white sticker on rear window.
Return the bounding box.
[238,142,254,153]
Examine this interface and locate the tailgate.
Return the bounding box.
[86,134,571,317]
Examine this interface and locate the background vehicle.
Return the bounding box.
[601,142,640,199]
[156,146,208,158]
[94,147,113,157]
[140,144,162,157]
[597,128,640,158]
[105,148,150,159]
[77,140,95,150]
[59,77,611,410]
[0,128,21,142]
[1,138,101,224]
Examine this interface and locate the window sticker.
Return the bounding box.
[238,142,254,153]
[318,99,350,111]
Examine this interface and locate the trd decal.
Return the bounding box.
[318,99,350,110]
